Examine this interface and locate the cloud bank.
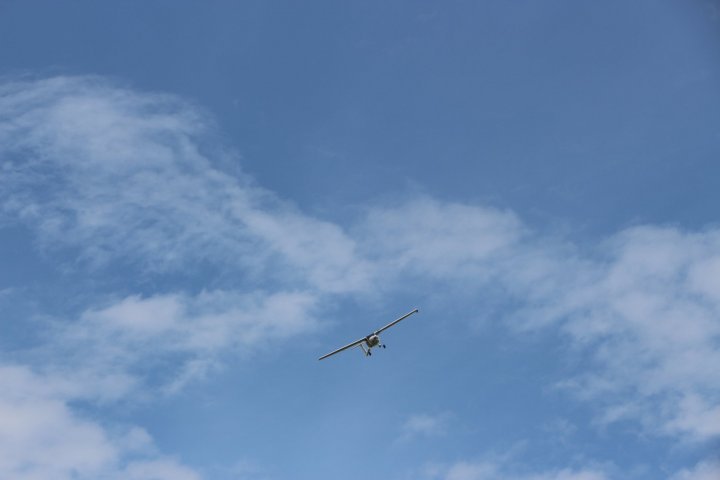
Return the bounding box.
[0,365,200,480]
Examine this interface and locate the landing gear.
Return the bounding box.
[382,345,386,349]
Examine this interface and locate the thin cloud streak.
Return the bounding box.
[422,460,609,480]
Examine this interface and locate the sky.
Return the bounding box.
[0,1,719,479]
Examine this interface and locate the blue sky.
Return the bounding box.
[0,1,719,479]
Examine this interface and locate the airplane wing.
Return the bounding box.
[374,308,419,335]
[318,338,366,360]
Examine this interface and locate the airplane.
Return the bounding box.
[318,308,419,360]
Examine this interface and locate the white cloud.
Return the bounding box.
[78,290,318,352]
[543,227,720,442]
[398,412,450,442]
[48,289,319,395]
[0,365,201,480]
[2,283,313,445]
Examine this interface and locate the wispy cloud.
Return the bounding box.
[0,76,371,293]
[359,197,524,279]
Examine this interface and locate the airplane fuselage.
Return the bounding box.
[317,308,418,360]
[359,334,384,356]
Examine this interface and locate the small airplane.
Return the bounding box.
[318,308,419,360]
